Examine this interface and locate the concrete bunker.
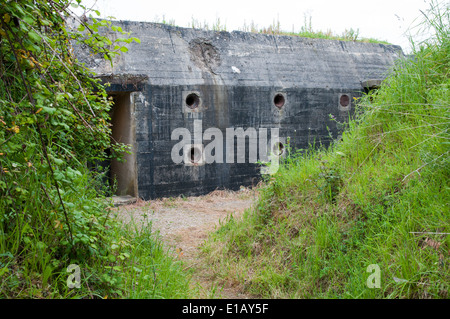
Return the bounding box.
[74,21,403,200]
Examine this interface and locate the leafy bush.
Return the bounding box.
[0,0,154,298]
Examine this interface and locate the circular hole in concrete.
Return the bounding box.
[190,146,202,163]
[274,93,285,108]
[186,93,200,109]
[340,94,350,107]
[273,142,284,156]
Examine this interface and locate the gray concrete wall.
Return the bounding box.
[75,20,403,199]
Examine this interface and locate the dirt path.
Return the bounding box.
[115,188,259,299]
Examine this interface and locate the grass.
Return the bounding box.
[152,15,391,44]
[0,198,195,299]
[238,16,390,44]
[111,217,195,299]
[0,164,195,299]
[200,1,449,299]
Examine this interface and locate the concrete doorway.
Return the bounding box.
[109,92,137,197]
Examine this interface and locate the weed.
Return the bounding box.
[154,14,389,44]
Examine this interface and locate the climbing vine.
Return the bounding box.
[0,0,138,297]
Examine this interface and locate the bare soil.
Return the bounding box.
[115,187,259,298]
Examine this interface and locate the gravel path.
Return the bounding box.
[115,188,259,298]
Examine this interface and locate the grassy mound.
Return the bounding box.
[202,2,449,299]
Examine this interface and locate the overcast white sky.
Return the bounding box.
[78,0,434,54]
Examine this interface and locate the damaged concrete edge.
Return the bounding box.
[361,79,383,90]
[95,73,149,92]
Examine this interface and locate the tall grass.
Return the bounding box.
[201,1,449,299]
[154,15,390,44]
[239,16,386,43]
[0,168,194,298]
[108,217,195,299]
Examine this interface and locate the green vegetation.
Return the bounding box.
[202,1,449,299]
[155,15,390,44]
[101,216,194,299]
[0,0,192,298]
[239,16,390,44]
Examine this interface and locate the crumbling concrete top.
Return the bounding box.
[74,20,403,89]
[361,79,383,90]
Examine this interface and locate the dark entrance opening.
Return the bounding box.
[107,92,137,197]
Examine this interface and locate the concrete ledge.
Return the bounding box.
[110,195,137,207]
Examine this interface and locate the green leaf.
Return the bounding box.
[22,16,34,25]
[53,158,64,165]
[28,31,41,42]
[119,46,128,53]
[54,171,64,180]
[40,18,52,26]
[11,3,25,17]
[64,92,74,100]
[0,267,9,277]
[41,106,56,114]
[0,252,14,259]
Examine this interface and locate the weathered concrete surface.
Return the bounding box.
[74,20,404,200]
[78,21,402,88]
[110,195,137,207]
